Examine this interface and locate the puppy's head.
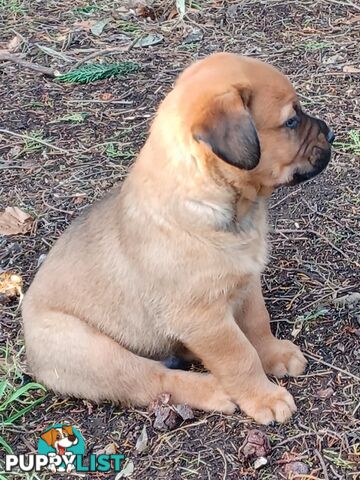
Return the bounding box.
[173,53,333,191]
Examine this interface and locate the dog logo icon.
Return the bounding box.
[38,424,85,473]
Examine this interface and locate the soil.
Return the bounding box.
[0,0,359,479]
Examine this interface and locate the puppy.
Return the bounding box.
[41,426,78,455]
[22,53,334,424]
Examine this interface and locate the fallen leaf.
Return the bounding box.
[173,404,194,421]
[282,461,309,477]
[323,53,345,65]
[149,394,191,431]
[90,18,112,36]
[343,15,360,24]
[115,459,134,479]
[0,272,23,299]
[7,145,21,158]
[253,456,268,470]
[333,292,360,307]
[135,425,148,453]
[134,34,164,48]
[182,28,203,45]
[7,35,21,52]
[240,430,271,460]
[96,442,117,455]
[176,0,186,17]
[73,20,96,32]
[0,207,34,235]
[317,387,334,400]
[343,65,360,74]
[100,92,113,101]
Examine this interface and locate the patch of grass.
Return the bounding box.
[323,449,357,470]
[0,344,47,454]
[57,62,140,84]
[301,41,331,50]
[73,4,98,15]
[117,20,141,35]
[22,129,49,154]
[104,143,135,160]
[0,0,27,15]
[334,129,360,155]
[292,308,328,337]
[50,112,89,124]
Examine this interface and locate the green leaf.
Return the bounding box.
[134,34,164,48]
[0,434,13,454]
[0,382,46,412]
[90,17,111,36]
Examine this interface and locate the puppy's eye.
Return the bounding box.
[284,116,300,129]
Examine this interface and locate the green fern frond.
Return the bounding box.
[56,62,140,84]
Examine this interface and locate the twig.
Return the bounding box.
[0,128,71,154]
[314,449,329,480]
[72,36,140,69]
[216,448,228,480]
[304,352,360,382]
[0,52,57,77]
[273,228,353,263]
[72,48,127,69]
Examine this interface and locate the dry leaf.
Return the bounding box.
[90,18,112,36]
[0,272,23,299]
[135,425,148,453]
[115,459,134,479]
[282,461,309,477]
[344,15,360,24]
[133,34,164,48]
[96,442,117,455]
[240,430,271,460]
[253,456,268,470]
[317,387,334,399]
[100,92,113,101]
[7,35,21,52]
[73,20,96,32]
[0,206,34,235]
[149,394,192,431]
[343,65,360,74]
[173,404,194,420]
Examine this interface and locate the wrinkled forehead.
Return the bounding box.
[250,81,299,127]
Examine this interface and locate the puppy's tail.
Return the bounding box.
[23,308,235,413]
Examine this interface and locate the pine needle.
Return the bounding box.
[56,62,140,84]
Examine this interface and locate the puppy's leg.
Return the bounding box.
[235,277,307,378]
[179,308,297,425]
[23,309,235,413]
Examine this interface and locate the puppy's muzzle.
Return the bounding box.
[291,116,334,185]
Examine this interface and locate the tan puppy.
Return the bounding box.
[22,53,334,424]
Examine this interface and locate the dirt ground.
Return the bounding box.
[0,0,359,479]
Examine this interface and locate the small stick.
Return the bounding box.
[304,352,360,382]
[72,36,140,69]
[314,449,329,480]
[273,228,352,263]
[0,52,57,77]
[0,128,70,154]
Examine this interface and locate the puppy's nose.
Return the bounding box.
[326,129,335,144]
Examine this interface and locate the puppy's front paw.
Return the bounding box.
[238,383,296,425]
[205,386,237,414]
[258,339,307,378]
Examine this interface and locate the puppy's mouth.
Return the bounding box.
[288,147,331,186]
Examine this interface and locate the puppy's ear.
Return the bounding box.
[193,89,260,170]
[41,429,56,446]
